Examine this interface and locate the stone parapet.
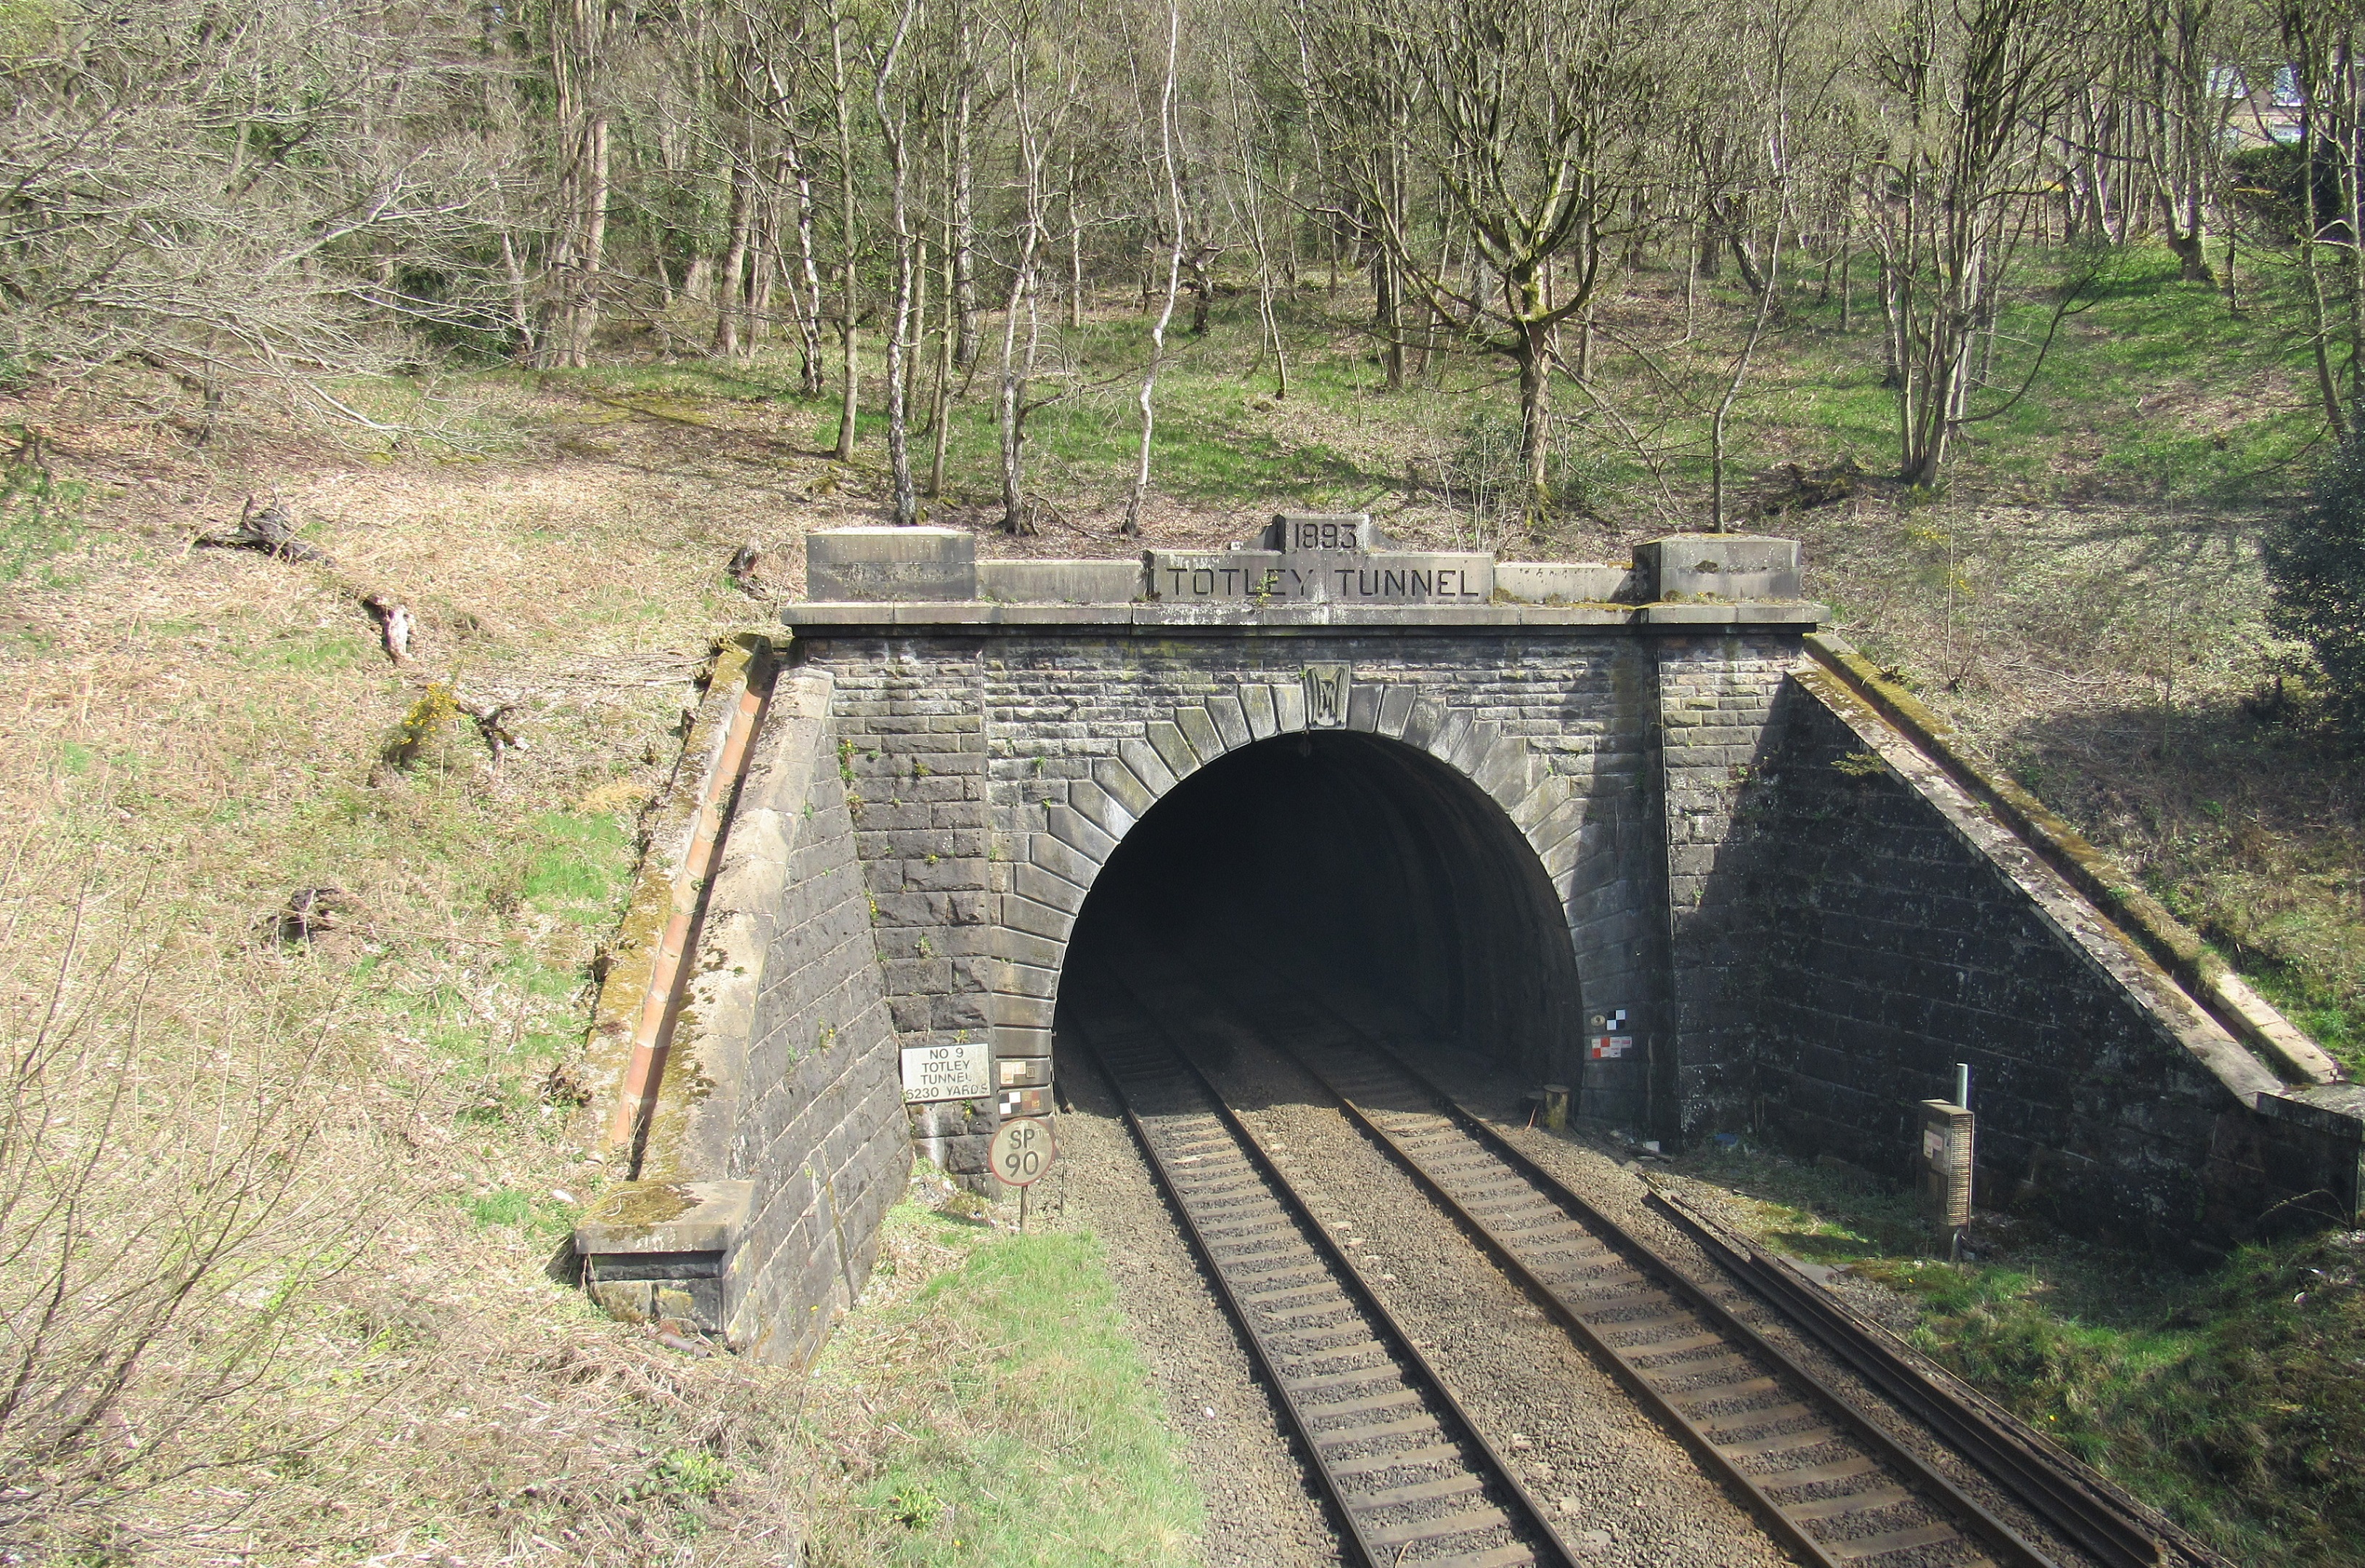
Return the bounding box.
[785,600,1827,633]
[1633,535,1803,602]
[807,526,976,601]
[795,526,1818,621]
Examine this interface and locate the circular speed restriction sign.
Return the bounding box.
[989,1116,1057,1187]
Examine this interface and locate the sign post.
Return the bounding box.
[901,1041,991,1103]
[988,1116,1058,1230]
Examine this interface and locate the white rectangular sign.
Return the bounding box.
[902,1042,992,1103]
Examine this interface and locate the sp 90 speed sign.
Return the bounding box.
[988,1116,1057,1187]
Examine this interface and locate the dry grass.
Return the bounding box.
[0,380,852,1564]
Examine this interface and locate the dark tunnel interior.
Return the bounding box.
[1058,730,1585,1079]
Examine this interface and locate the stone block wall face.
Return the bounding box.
[1654,637,1797,1140]
[976,633,1679,1138]
[810,642,999,1174]
[727,714,908,1368]
[1747,682,2247,1244]
[792,629,1816,1164]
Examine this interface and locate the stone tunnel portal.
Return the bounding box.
[1058,729,1588,1083]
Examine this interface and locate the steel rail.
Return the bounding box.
[1643,1188,2230,1568]
[1066,979,1576,1568]
[1257,976,2221,1568]
[1238,1017,2054,1568]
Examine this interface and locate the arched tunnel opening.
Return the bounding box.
[1058,730,1586,1082]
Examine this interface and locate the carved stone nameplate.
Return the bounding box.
[1143,513,1492,605]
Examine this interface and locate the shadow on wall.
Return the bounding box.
[1740,676,2345,1249]
[1059,729,1587,1085]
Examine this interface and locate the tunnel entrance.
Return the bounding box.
[1058,730,1585,1081]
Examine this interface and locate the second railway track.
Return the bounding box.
[1074,946,2226,1568]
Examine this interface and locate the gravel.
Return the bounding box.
[1181,1002,1794,1568]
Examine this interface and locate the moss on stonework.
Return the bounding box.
[589,1180,701,1225]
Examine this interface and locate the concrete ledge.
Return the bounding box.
[576,1180,752,1335]
[2260,1083,2365,1141]
[1640,600,1826,626]
[1636,534,1803,601]
[1807,632,2347,1091]
[809,526,976,601]
[1495,562,1635,604]
[571,635,776,1159]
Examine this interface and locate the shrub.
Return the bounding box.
[2263,439,2365,742]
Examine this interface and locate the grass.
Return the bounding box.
[1673,1143,2365,1567]
[0,412,815,1560]
[799,1199,1204,1568]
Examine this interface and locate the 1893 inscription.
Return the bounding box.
[1144,510,1492,605]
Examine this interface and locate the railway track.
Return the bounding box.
[1078,952,2225,1568]
[1063,973,1577,1568]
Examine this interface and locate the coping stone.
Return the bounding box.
[977,559,1143,604]
[575,1179,754,1255]
[1635,534,1803,602]
[1497,562,1635,604]
[808,526,976,601]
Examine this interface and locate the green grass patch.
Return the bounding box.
[1,456,85,585]
[1677,1145,2365,1566]
[2244,961,2365,1078]
[248,629,373,673]
[805,1204,1202,1567]
[518,809,633,917]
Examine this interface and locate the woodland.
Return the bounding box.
[11,0,2365,531]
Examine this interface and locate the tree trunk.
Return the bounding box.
[874,0,919,524]
[1514,319,1551,531]
[1068,181,1085,328]
[788,143,828,396]
[712,158,753,359]
[951,25,980,371]
[569,115,610,367]
[831,0,859,462]
[1124,0,1184,538]
[929,221,956,495]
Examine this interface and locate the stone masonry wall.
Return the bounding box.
[1008,632,1653,1143]
[794,629,1812,1164]
[1744,669,2350,1246]
[722,694,908,1365]
[1654,636,1797,1140]
[806,642,998,1174]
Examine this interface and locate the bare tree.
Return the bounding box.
[1124,0,1185,537]
[828,0,865,461]
[0,0,510,427]
[1864,0,2075,485]
[992,0,1077,531]
[1301,0,1674,525]
[873,0,924,523]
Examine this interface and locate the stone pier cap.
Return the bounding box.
[796,517,1823,630]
